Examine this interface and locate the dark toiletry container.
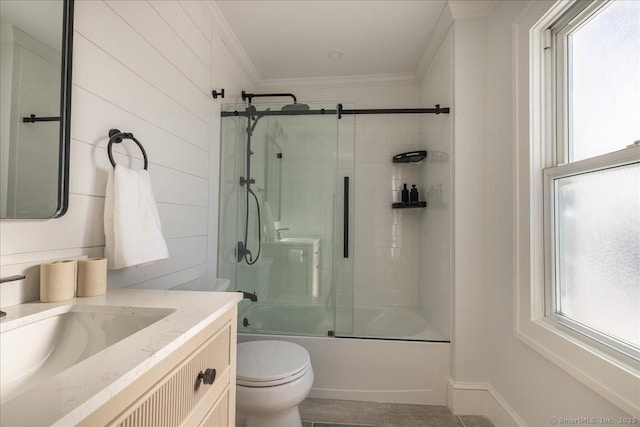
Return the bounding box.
[402,183,409,203]
[410,185,419,203]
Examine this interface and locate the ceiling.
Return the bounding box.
[215,0,448,81]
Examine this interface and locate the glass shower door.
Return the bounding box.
[333,107,355,338]
[218,101,349,337]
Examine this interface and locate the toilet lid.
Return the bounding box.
[237,340,311,387]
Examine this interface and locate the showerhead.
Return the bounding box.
[281,103,310,112]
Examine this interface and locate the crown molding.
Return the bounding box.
[199,1,262,87]
[448,0,497,18]
[416,3,453,81]
[260,72,419,90]
[200,0,489,90]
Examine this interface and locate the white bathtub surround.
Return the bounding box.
[240,300,447,342]
[350,306,446,341]
[238,333,449,405]
[0,289,241,426]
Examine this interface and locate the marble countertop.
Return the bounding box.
[0,289,242,427]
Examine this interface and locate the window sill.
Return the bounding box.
[515,315,640,416]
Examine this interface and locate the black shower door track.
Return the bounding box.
[220,104,450,119]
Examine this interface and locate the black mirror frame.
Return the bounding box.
[52,0,74,218]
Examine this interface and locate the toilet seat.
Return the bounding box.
[237,341,311,387]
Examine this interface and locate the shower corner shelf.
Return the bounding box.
[392,201,427,209]
[392,150,427,163]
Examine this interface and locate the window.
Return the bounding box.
[514,0,640,415]
[543,0,640,360]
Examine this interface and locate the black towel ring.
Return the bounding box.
[107,129,148,170]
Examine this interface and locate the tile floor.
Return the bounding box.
[299,398,494,427]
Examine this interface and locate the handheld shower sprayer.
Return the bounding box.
[237,91,307,266]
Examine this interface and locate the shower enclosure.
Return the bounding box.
[218,97,450,343]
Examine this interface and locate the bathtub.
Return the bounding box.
[240,303,448,341]
[238,304,450,404]
[350,306,447,341]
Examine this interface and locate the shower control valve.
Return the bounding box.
[239,176,255,187]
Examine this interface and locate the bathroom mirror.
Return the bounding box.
[0,0,73,218]
[264,135,282,221]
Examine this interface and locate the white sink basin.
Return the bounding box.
[0,304,174,403]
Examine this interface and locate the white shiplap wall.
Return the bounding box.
[0,0,255,308]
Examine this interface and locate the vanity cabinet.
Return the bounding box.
[263,237,320,298]
[79,304,238,427]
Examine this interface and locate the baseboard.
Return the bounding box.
[309,388,437,405]
[447,378,528,427]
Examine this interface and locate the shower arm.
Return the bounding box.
[241,90,297,104]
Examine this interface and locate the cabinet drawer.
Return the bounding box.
[113,324,231,427]
[199,389,230,427]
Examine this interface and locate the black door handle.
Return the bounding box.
[344,177,349,258]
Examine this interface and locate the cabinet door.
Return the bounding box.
[113,324,231,427]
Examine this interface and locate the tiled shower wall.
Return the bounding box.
[276,112,338,303]
[260,81,427,310]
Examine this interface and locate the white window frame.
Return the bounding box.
[514,0,640,417]
[543,149,640,361]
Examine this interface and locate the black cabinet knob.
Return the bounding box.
[197,368,216,385]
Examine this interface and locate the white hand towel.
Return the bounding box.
[104,164,169,270]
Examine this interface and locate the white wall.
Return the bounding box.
[0,25,15,217]
[0,0,254,308]
[418,24,453,340]
[438,0,633,424]
[482,1,631,425]
[451,15,489,385]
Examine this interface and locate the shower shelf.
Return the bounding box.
[392,201,427,209]
[392,151,427,209]
[392,150,427,163]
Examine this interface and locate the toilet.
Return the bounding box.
[236,340,314,427]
